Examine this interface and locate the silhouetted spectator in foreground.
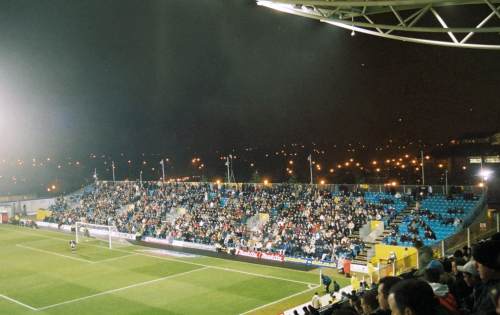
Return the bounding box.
[376,276,402,315]
[388,279,446,315]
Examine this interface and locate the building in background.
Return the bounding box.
[433,131,500,203]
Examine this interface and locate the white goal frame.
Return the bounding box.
[75,222,113,249]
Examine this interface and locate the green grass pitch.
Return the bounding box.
[0,225,349,315]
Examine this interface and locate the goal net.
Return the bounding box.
[75,222,121,249]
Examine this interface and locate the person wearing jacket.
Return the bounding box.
[424,266,460,315]
[457,260,483,313]
[322,274,332,293]
[333,280,341,293]
[471,238,500,315]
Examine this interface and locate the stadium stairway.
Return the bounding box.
[351,242,375,266]
[351,200,416,266]
[375,204,415,243]
[349,229,374,266]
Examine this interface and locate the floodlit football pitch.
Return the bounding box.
[0,225,349,315]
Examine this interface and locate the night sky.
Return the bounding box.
[1,0,500,161]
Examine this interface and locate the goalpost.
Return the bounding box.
[75,222,114,249]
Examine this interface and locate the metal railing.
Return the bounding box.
[371,252,419,283]
[431,207,499,258]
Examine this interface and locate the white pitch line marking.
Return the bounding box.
[0,294,38,311]
[37,266,209,310]
[16,244,95,264]
[6,227,318,286]
[94,253,137,263]
[130,251,316,286]
[0,227,73,242]
[212,266,316,286]
[238,285,320,315]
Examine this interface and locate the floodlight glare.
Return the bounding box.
[478,169,493,181]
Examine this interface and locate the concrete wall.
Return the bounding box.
[1,198,56,216]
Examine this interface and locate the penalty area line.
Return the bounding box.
[16,244,95,264]
[0,294,38,311]
[94,253,137,263]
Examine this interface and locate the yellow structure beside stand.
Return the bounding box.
[35,209,52,221]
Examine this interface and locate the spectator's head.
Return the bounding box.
[457,260,481,287]
[462,245,471,258]
[361,290,379,315]
[377,276,401,310]
[453,250,463,258]
[442,258,452,273]
[414,240,423,249]
[388,279,438,315]
[425,260,444,274]
[424,268,441,283]
[473,240,500,281]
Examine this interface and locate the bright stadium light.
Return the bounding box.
[478,169,493,181]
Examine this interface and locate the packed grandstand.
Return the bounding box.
[42,182,484,264]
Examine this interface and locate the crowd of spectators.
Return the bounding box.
[48,196,69,212]
[45,181,402,260]
[385,207,464,247]
[301,233,500,315]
